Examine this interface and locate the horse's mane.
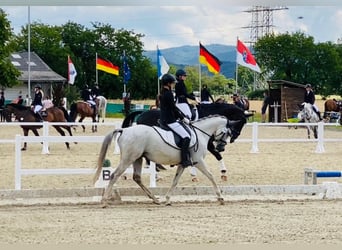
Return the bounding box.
[193,114,226,123]
[6,103,30,111]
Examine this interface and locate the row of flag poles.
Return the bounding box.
[158,39,261,96]
[68,53,130,94]
[68,39,260,97]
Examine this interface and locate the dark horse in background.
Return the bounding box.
[122,103,249,181]
[69,101,98,132]
[324,99,342,124]
[4,103,73,151]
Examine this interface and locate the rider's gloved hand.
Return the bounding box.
[183,117,190,124]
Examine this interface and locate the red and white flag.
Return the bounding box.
[236,39,261,73]
[68,56,77,84]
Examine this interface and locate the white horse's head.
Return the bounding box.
[300,102,319,122]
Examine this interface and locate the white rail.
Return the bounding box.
[14,134,157,190]
[2,121,342,154]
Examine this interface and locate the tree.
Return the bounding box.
[11,19,157,100]
[0,8,20,89]
[254,32,342,96]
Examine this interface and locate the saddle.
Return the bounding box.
[152,122,197,149]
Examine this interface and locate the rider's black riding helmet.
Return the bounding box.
[161,74,176,85]
[175,69,186,79]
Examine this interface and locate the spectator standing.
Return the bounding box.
[261,90,271,123]
[304,84,322,120]
[200,84,214,104]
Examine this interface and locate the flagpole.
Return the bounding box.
[123,50,126,94]
[198,42,202,102]
[95,52,98,84]
[235,37,239,93]
[27,5,31,103]
[157,45,160,95]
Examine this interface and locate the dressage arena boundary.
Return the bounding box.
[0,184,341,205]
[1,121,342,192]
[304,168,342,184]
[244,122,342,153]
[13,133,157,190]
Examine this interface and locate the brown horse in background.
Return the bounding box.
[324,99,342,112]
[4,103,73,151]
[324,99,342,123]
[69,101,97,132]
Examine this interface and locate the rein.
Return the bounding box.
[191,120,229,149]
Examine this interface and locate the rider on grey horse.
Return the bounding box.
[159,73,193,168]
[304,84,322,121]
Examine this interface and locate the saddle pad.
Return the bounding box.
[153,126,197,149]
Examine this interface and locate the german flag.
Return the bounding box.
[199,43,221,74]
[96,57,119,75]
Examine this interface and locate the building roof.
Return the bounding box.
[267,80,306,88]
[11,51,66,83]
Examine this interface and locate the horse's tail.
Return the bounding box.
[93,129,122,184]
[69,103,77,122]
[121,110,144,128]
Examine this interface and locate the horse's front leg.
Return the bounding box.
[132,158,160,204]
[219,159,228,181]
[207,141,227,181]
[92,117,97,133]
[165,166,185,206]
[307,126,310,139]
[21,128,30,151]
[53,125,70,150]
[62,125,77,144]
[78,117,85,132]
[195,159,224,205]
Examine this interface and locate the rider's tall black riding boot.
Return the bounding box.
[316,111,322,121]
[180,137,192,168]
[35,112,43,122]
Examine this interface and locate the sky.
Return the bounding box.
[2,1,342,51]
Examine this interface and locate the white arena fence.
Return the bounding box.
[0,121,157,190]
[1,121,341,190]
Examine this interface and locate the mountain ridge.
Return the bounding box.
[143,44,237,78]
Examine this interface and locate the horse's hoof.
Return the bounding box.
[221,175,228,181]
[192,177,199,182]
[101,201,109,208]
[21,148,26,151]
[218,198,224,205]
[121,175,128,180]
[153,200,161,205]
[165,202,172,206]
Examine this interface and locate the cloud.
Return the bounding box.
[2,5,342,50]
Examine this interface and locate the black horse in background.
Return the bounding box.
[122,103,250,180]
[122,103,248,146]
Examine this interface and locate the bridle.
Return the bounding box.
[190,119,231,151]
